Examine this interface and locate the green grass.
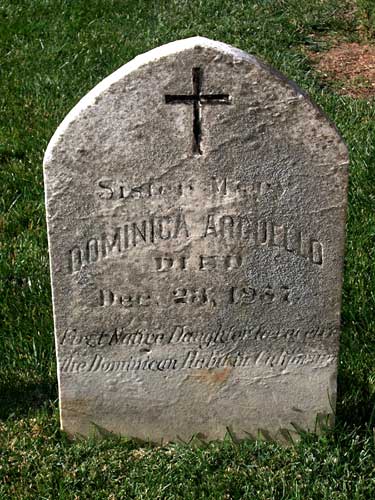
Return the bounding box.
[0,0,374,498]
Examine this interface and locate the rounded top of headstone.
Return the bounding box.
[44,37,347,166]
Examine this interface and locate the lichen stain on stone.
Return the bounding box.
[190,367,232,385]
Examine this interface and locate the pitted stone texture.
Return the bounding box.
[44,37,348,442]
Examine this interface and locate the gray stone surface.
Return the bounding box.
[44,37,349,442]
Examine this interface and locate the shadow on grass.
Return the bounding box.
[336,367,375,432]
[0,380,57,420]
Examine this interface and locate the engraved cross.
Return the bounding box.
[165,67,231,155]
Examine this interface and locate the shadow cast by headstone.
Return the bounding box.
[336,367,375,431]
[0,380,57,420]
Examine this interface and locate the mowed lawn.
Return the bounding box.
[0,1,374,498]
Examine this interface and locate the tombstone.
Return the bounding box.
[44,37,349,442]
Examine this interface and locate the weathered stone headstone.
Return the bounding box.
[44,37,348,442]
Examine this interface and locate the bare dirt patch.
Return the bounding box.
[310,42,375,98]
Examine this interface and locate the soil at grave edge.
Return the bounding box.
[309,41,375,98]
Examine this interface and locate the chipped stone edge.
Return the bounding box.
[43,36,348,167]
